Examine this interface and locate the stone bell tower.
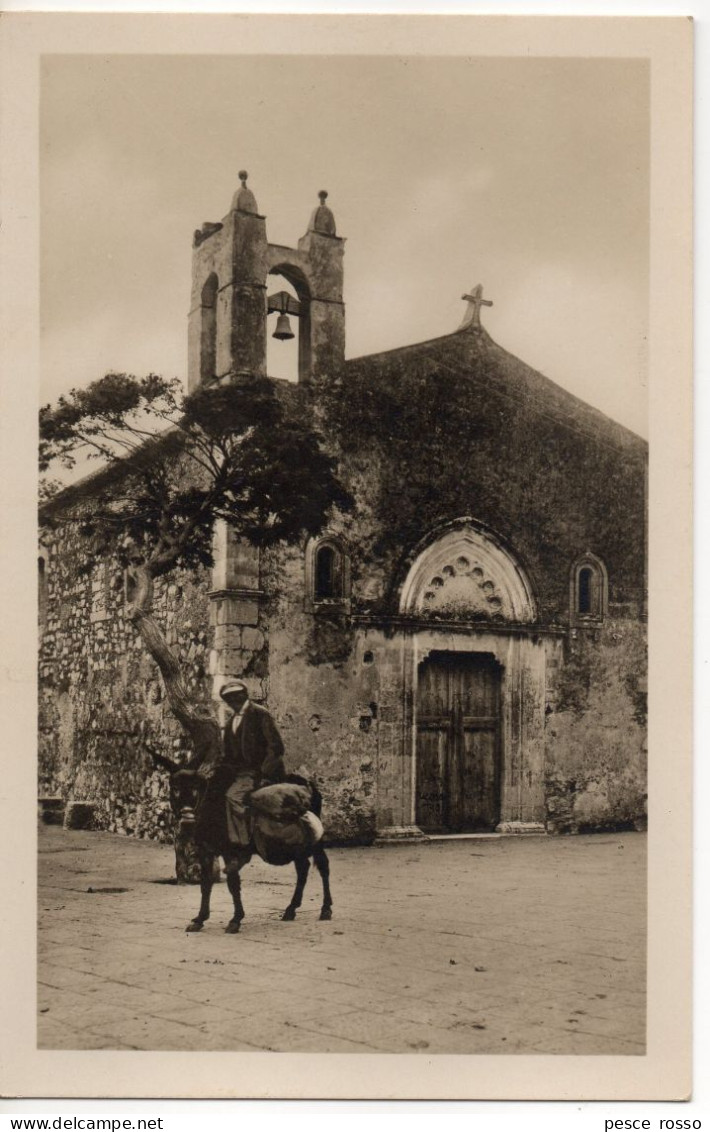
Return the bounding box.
[187,173,345,391]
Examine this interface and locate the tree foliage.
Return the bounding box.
[40,373,352,578]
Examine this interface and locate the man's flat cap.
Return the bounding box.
[219,679,248,701]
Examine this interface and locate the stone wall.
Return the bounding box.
[260,541,379,843]
[543,617,647,833]
[328,330,646,623]
[39,523,214,842]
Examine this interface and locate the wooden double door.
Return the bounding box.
[415,651,502,833]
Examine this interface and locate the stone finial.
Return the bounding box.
[231,169,259,215]
[308,189,336,236]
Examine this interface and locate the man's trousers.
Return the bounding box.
[225,773,256,847]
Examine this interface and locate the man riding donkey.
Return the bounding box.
[174,679,329,932]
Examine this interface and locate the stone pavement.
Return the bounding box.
[38,824,646,1054]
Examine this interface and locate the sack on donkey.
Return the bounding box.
[249,782,324,867]
[249,781,312,820]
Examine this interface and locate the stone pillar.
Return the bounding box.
[374,634,427,842]
[187,178,269,391]
[209,530,266,700]
[223,209,268,380]
[296,226,345,385]
[496,635,547,834]
[308,297,346,384]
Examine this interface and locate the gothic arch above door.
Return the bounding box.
[399,519,537,623]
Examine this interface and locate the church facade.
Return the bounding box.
[38,176,648,843]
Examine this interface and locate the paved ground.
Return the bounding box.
[37,824,646,1054]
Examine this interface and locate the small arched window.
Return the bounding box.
[200,273,219,383]
[570,555,608,624]
[578,566,594,614]
[306,536,351,612]
[315,544,338,600]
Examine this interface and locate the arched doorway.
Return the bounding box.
[396,519,546,835]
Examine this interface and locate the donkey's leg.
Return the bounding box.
[313,845,333,921]
[282,857,310,921]
[185,846,216,932]
[224,848,250,934]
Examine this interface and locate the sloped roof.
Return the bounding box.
[344,325,647,457]
[41,322,645,518]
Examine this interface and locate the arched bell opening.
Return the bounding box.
[266,265,312,384]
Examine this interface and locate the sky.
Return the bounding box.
[40,53,649,437]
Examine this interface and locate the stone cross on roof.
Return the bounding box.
[459,284,493,331]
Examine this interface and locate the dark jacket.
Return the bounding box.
[189,702,285,854]
[222,702,285,783]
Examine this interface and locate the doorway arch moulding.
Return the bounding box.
[398,517,538,623]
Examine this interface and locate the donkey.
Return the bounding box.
[156,753,333,934]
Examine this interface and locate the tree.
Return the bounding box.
[40,373,352,859]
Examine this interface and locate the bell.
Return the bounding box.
[272,312,295,341]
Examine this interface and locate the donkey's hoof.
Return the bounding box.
[281,908,296,921]
[225,919,242,934]
[185,920,204,933]
[319,908,333,921]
